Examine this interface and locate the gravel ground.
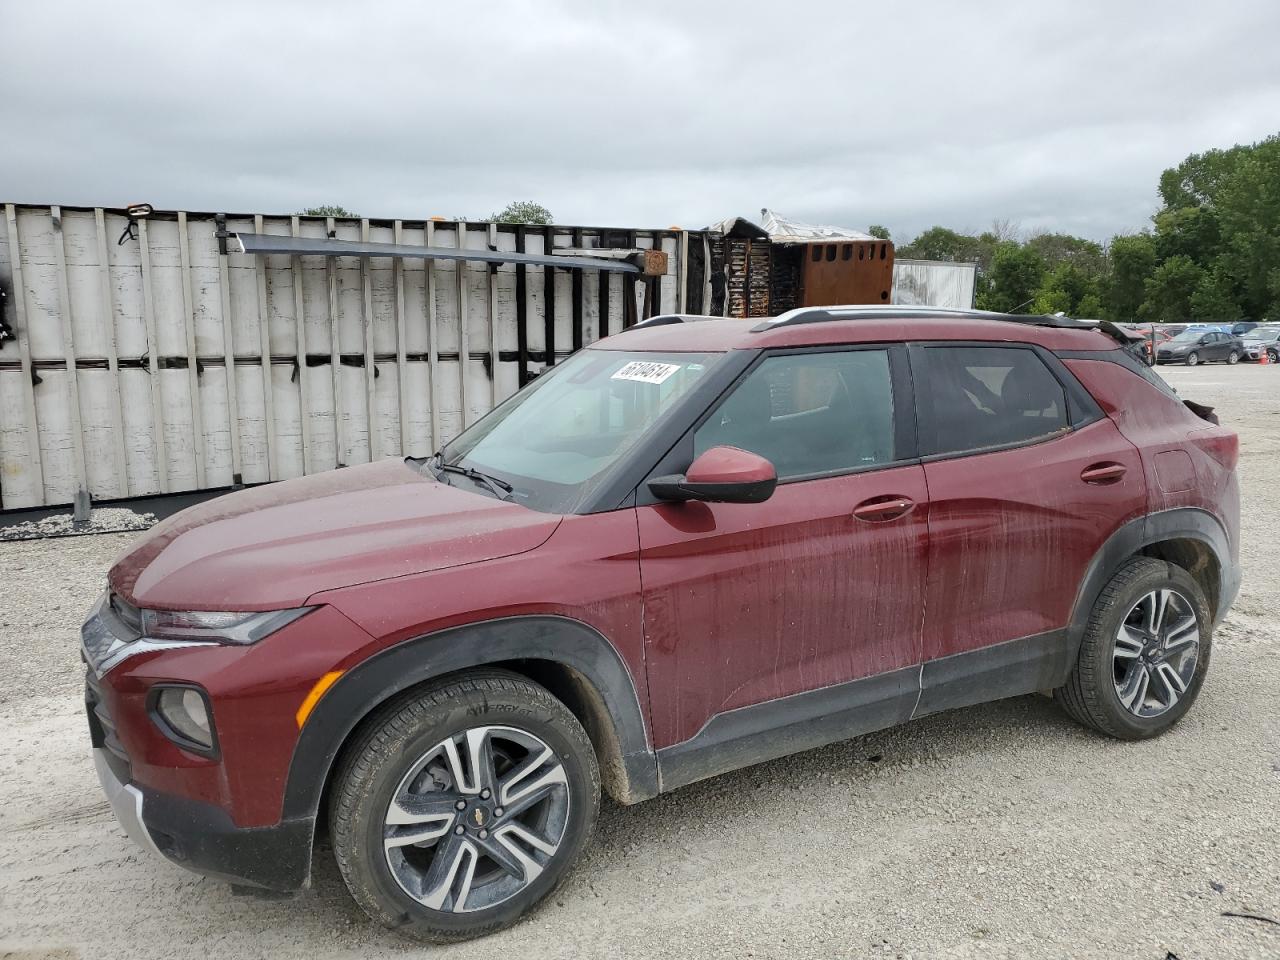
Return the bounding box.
[1,364,1277,960]
[0,507,155,543]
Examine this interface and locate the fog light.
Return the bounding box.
[155,687,214,751]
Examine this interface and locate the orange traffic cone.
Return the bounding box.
[1262,348,1271,366]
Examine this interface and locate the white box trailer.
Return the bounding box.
[0,204,688,511]
[891,258,977,310]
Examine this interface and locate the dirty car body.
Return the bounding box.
[83,306,1241,941]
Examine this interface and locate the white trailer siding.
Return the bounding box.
[892,259,978,310]
[0,204,683,510]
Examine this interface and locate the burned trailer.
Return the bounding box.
[701,209,895,318]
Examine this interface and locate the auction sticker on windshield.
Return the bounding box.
[611,361,683,385]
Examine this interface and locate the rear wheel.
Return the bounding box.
[1185,351,1200,366]
[1227,350,1240,364]
[330,672,600,942]
[1056,558,1211,739]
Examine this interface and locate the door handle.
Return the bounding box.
[1081,462,1127,485]
[852,495,915,522]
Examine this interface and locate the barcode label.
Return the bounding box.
[611,361,682,385]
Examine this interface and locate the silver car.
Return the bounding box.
[1241,327,1280,362]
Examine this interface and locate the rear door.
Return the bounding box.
[1206,332,1227,360]
[911,343,1146,713]
[637,346,928,774]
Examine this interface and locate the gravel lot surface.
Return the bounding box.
[1,364,1277,960]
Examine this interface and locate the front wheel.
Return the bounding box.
[330,672,600,942]
[1268,349,1279,363]
[1056,558,1211,740]
[1227,350,1239,364]
[1185,351,1200,366]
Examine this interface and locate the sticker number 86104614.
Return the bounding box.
[611,361,683,385]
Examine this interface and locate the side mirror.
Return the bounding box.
[648,446,777,504]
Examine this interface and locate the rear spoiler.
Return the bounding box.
[1183,399,1219,425]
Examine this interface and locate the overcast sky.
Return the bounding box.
[3,1,1277,243]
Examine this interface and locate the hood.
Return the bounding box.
[110,459,562,610]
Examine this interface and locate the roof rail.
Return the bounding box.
[628,313,717,330]
[749,305,1102,333]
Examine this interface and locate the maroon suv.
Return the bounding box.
[83,306,1240,941]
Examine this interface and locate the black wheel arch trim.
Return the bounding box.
[1068,507,1238,658]
[280,614,658,824]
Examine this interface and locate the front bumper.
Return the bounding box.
[92,743,314,891]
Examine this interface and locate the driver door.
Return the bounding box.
[635,346,929,786]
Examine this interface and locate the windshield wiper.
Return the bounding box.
[429,454,514,500]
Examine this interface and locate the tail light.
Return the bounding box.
[1190,429,1239,472]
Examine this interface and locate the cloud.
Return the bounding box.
[2,0,1277,242]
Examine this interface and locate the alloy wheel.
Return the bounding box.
[382,725,570,913]
[1113,589,1200,718]
[1186,352,1199,366]
[1227,351,1239,364]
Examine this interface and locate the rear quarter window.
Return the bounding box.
[916,346,1071,456]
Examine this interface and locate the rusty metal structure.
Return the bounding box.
[704,214,894,319]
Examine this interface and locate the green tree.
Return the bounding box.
[978,242,1046,313]
[1140,255,1204,322]
[1025,233,1106,277]
[867,224,891,240]
[1101,233,1157,321]
[1031,262,1098,316]
[1158,144,1250,210]
[300,205,357,217]
[1212,134,1280,317]
[1152,205,1221,265]
[491,201,553,225]
[1189,269,1241,322]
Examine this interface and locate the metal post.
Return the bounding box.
[393,220,411,455]
[289,215,312,474]
[215,214,243,486]
[49,205,92,517]
[360,218,379,459]
[93,208,129,497]
[137,219,169,492]
[252,214,277,480]
[177,212,207,487]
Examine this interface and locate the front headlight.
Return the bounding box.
[140,607,314,645]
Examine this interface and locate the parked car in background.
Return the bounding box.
[1231,321,1259,337]
[1156,329,1244,365]
[1241,326,1280,362]
[82,306,1242,942]
[1137,326,1176,364]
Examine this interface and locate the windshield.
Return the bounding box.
[440,349,721,512]
[1171,331,1204,342]
[1245,330,1278,341]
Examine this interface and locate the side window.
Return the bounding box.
[694,350,895,480]
[918,346,1069,456]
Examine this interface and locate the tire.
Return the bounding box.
[1055,557,1211,740]
[1269,349,1279,363]
[329,671,600,943]
[1227,350,1239,364]
[1185,352,1200,366]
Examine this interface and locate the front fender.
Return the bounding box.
[280,615,657,822]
